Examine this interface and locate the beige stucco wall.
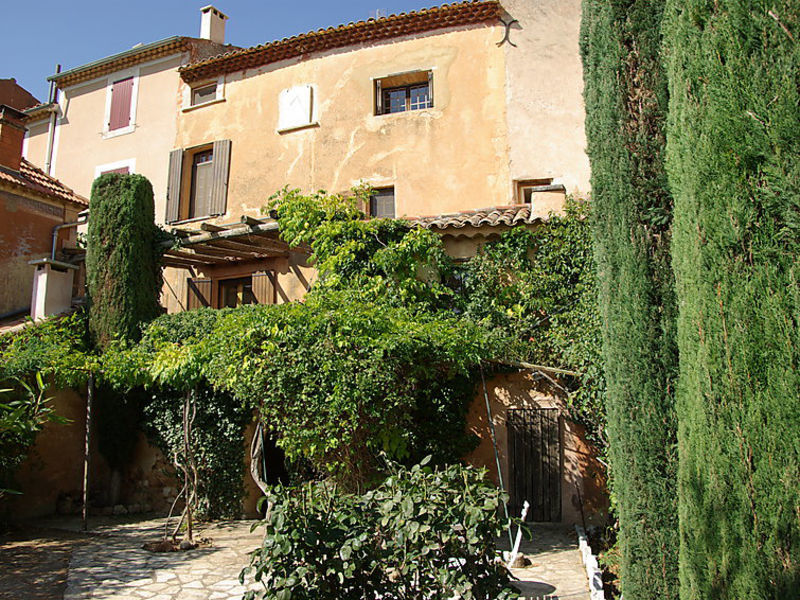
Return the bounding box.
[502,0,590,205]
[22,118,51,168]
[25,56,183,213]
[176,24,508,222]
[463,371,608,526]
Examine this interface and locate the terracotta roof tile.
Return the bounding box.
[180,1,501,82]
[0,159,88,207]
[410,204,538,230]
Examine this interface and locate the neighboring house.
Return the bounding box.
[0,78,40,110]
[0,104,87,322]
[24,7,234,196]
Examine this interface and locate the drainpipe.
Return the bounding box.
[43,64,60,176]
[51,210,88,260]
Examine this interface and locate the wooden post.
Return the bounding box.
[81,373,94,531]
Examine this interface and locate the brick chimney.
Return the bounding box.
[0,104,26,172]
[200,6,227,44]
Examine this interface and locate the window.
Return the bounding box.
[109,77,133,130]
[369,187,395,218]
[186,272,275,310]
[515,179,566,206]
[219,277,257,308]
[103,69,139,137]
[375,71,433,115]
[166,139,232,224]
[94,159,135,179]
[191,83,217,106]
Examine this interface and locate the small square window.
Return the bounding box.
[191,84,217,106]
[369,187,395,218]
[219,277,257,308]
[375,71,433,115]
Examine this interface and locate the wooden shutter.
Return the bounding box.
[165,149,183,223]
[186,278,212,310]
[109,77,133,130]
[252,272,275,305]
[209,139,231,217]
[102,166,129,175]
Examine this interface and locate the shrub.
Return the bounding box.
[241,458,517,600]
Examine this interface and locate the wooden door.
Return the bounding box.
[507,408,562,522]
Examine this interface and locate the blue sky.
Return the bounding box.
[0,0,437,102]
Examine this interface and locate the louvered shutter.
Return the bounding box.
[209,139,231,217]
[252,272,275,305]
[109,77,133,130]
[186,278,212,310]
[165,149,183,223]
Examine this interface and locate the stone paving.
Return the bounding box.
[8,516,592,599]
[505,523,591,600]
[59,517,264,600]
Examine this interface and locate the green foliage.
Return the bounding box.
[86,173,166,349]
[0,311,93,387]
[270,187,455,310]
[0,373,69,496]
[104,295,488,488]
[664,1,800,596]
[581,1,679,598]
[142,386,250,520]
[241,458,517,600]
[458,200,606,446]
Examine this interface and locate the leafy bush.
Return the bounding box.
[241,458,517,600]
[0,374,68,496]
[457,200,606,447]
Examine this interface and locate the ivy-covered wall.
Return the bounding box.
[580,1,679,598]
[664,1,800,597]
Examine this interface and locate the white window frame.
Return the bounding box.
[102,66,140,139]
[94,158,136,179]
[182,75,226,111]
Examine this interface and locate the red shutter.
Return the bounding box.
[102,167,129,175]
[109,77,133,131]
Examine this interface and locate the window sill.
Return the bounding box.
[182,97,226,113]
[373,108,437,118]
[167,214,220,226]
[277,121,319,135]
[102,124,136,139]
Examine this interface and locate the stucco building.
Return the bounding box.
[10,1,606,525]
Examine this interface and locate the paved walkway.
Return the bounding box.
[505,523,591,600]
[5,517,591,599]
[52,517,263,600]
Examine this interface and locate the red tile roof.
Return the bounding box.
[411,204,539,230]
[0,159,88,207]
[180,1,502,82]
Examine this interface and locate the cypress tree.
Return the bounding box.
[664,1,800,597]
[581,2,679,598]
[86,174,163,349]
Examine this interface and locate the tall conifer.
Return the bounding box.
[581,2,679,598]
[664,1,800,597]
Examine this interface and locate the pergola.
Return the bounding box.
[161,216,301,270]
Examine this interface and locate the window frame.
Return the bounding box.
[374,70,434,116]
[182,76,226,112]
[94,158,136,179]
[165,140,232,225]
[369,186,396,218]
[102,67,140,139]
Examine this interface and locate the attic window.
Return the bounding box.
[191,83,217,106]
[515,179,567,204]
[375,70,433,115]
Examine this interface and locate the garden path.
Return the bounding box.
[47,516,263,600]
[506,523,592,600]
